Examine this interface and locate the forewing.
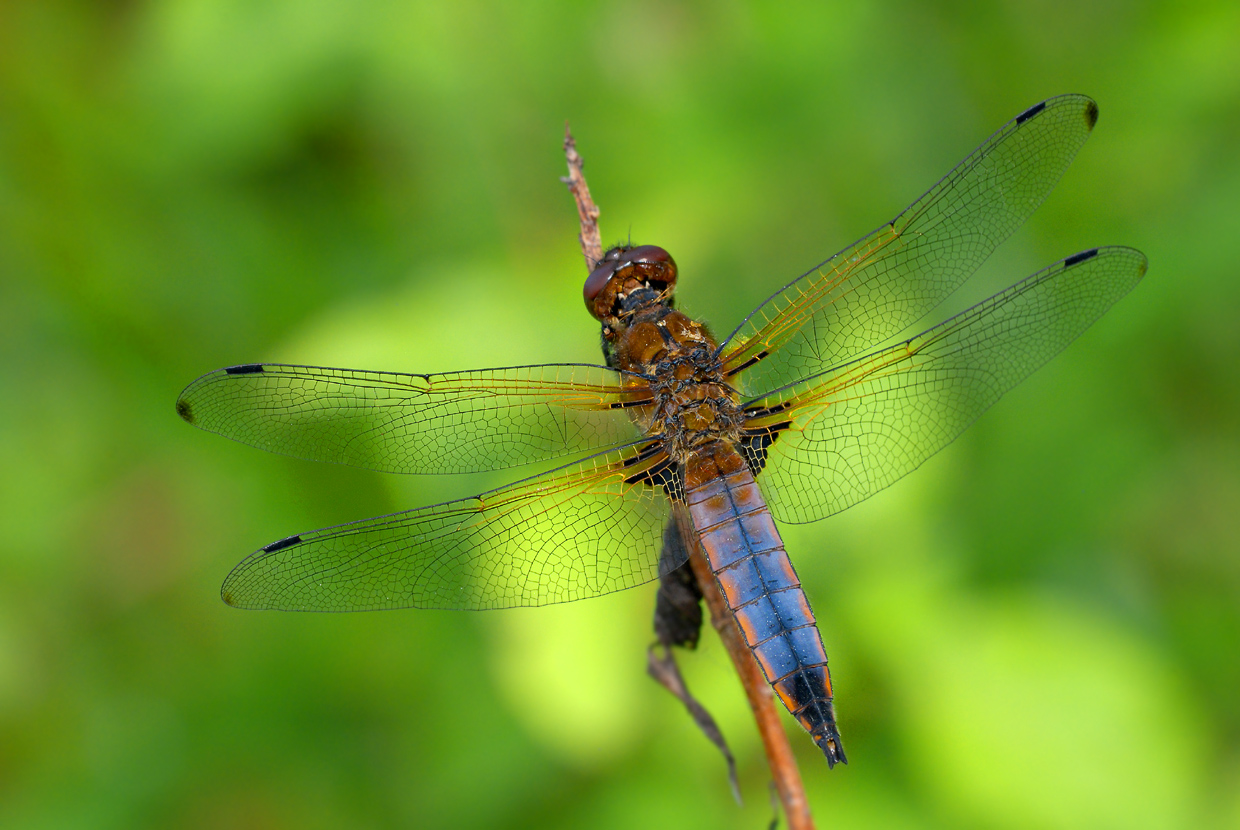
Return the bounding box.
[220,442,684,611]
[721,94,1101,399]
[742,247,1147,525]
[176,363,649,474]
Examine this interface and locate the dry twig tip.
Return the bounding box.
[562,123,604,269]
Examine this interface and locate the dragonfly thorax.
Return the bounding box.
[615,303,746,462]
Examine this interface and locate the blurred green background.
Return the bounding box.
[2,1,1238,828]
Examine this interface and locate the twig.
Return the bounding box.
[562,124,603,269]
[561,131,814,829]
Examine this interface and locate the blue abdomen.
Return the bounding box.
[684,443,846,765]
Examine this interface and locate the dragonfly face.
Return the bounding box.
[177,94,1146,766]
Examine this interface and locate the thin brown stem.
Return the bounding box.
[560,130,814,828]
[562,124,603,269]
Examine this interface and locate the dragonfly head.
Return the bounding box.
[584,244,678,326]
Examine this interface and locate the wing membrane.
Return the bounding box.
[220,442,682,611]
[721,94,1101,399]
[176,363,648,474]
[743,247,1147,525]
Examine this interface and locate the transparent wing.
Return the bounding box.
[176,363,650,474]
[741,247,1147,525]
[220,442,684,611]
[721,94,1101,399]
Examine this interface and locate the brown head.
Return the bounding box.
[584,245,678,335]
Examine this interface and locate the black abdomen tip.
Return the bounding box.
[817,733,848,768]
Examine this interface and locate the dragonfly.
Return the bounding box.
[177,94,1146,766]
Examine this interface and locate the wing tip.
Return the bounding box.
[218,535,303,609]
[1084,98,1100,130]
[175,397,194,424]
[1015,95,1099,132]
[1064,246,1149,282]
[219,588,274,611]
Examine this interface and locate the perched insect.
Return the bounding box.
[177,94,1146,765]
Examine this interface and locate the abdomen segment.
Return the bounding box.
[684,443,846,766]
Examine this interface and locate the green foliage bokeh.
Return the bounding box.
[1,1,1238,828]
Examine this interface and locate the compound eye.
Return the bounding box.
[583,259,617,305]
[625,245,672,265]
